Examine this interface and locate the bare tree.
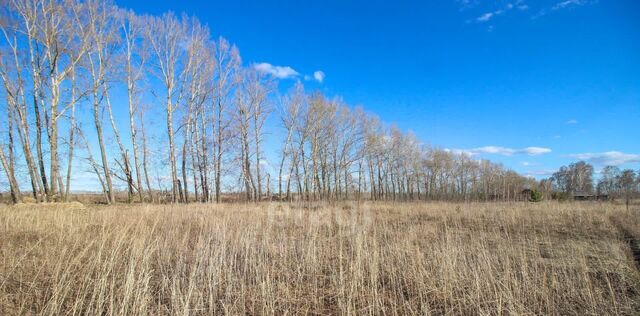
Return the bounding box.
[619,169,637,211]
[234,69,256,201]
[278,83,305,200]
[178,19,211,203]
[139,107,155,202]
[212,37,240,203]
[76,0,119,203]
[249,69,274,201]
[147,13,189,203]
[0,98,21,203]
[0,143,22,203]
[120,9,148,202]
[552,161,594,195]
[597,166,621,197]
[10,0,51,199]
[0,16,45,201]
[63,66,79,201]
[40,0,88,201]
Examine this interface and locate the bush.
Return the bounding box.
[530,190,544,202]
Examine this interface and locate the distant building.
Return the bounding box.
[571,191,608,201]
[520,189,532,201]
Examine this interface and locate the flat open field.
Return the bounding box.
[1,202,639,315]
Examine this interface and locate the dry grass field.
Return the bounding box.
[1,201,640,315]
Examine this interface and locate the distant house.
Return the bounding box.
[520,189,532,201]
[572,191,609,201]
[572,191,594,201]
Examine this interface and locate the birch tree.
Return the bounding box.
[278,82,305,200]
[121,9,148,202]
[147,13,189,203]
[40,0,88,201]
[77,0,119,203]
[212,37,240,203]
[248,69,274,201]
[0,15,45,201]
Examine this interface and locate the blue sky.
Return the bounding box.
[114,0,640,179]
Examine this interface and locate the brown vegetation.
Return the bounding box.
[1,201,639,315]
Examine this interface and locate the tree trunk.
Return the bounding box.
[181,140,189,203]
[139,112,155,203]
[93,90,115,204]
[215,100,223,203]
[49,98,60,201]
[7,102,18,202]
[167,93,178,203]
[104,87,134,202]
[190,119,200,202]
[15,109,43,201]
[127,80,144,203]
[64,102,76,202]
[27,36,50,200]
[1,146,22,203]
[254,128,262,201]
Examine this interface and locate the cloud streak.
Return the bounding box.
[253,62,299,79]
[524,169,556,177]
[477,12,498,22]
[473,0,528,23]
[534,0,592,18]
[451,146,552,156]
[569,151,640,166]
[552,0,587,10]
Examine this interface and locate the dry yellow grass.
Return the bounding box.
[1,201,639,315]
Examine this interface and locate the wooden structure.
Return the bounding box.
[572,191,608,201]
[519,189,532,201]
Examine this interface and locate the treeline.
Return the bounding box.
[538,161,639,201]
[0,0,535,204]
[276,87,538,202]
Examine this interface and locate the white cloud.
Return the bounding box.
[552,0,586,10]
[569,151,640,166]
[473,1,527,23]
[259,159,270,167]
[476,12,496,22]
[476,146,516,155]
[523,147,552,155]
[313,71,325,83]
[452,146,552,156]
[525,169,556,177]
[534,0,592,18]
[253,62,299,79]
[566,119,578,124]
[451,146,551,156]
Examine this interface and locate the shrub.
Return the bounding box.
[530,190,544,202]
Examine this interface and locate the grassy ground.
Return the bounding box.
[1,201,639,315]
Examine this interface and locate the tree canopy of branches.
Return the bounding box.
[550,161,595,195]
